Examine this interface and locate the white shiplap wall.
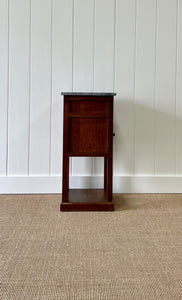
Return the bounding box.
[0,0,182,193]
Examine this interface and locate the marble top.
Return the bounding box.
[61,92,116,96]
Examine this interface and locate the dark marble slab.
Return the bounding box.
[61,92,116,96]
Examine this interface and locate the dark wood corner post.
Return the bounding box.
[61,92,116,211]
[62,96,69,203]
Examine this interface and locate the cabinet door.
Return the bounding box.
[69,117,108,154]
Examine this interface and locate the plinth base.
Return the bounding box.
[60,189,114,211]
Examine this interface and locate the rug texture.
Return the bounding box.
[1,194,182,299]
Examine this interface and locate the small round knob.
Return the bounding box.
[113,133,115,137]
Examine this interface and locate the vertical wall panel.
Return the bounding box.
[51,0,73,175]
[155,0,177,175]
[93,0,115,175]
[29,0,52,175]
[73,0,94,91]
[176,0,182,175]
[94,0,115,92]
[0,0,9,175]
[114,0,136,175]
[8,0,30,175]
[72,0,94,176]
[134,0,156,175]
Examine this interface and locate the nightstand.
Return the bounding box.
[60,92,116,211]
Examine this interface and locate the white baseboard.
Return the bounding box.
[0,176,182,194]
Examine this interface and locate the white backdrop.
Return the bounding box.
[0,0,182,193]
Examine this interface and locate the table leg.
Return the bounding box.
[62,154,69,203]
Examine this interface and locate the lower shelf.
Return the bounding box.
[60,189,114,211]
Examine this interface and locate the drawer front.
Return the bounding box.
[69,100,109,114]
[69,117,108,154]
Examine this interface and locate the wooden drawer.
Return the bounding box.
[69,99,109,114]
